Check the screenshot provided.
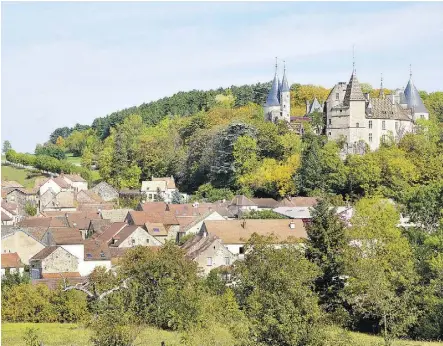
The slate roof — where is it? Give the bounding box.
[281,69,290,93]
[91,181,119,200]
[308,98,323,114]
[404,77,428,113]
[203,219,307,244]
[1,252,24,268]
[368,98,412,121]
[265,73,280,107]
[343,72,365,106]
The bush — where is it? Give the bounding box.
[23,327,41,346]
[25,202,37,216]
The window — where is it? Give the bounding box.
[207,257,213,266]
[146,239,150,244]
[369,133,372,142]
[239,246,245,255]
[369,120,372,129]
[225,257,230,266]
[328,132,331,136]
[420,114,424,119]
[329,119,331,125]
[356,123,359,128]
[395,122,399,130]
[153,228,160,233]
[336,93,339,100]
[382,121,386,130]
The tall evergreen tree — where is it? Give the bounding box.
[305,199,347,313]
[296,133,325,195]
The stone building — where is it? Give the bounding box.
[263,60,291,123]
[325,69,429,152]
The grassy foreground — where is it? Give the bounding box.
[1,165,46,188]
[2,323,442,346]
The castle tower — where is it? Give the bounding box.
[404,66,428,121]
[280,61,291,122]
[343,67,366,145]
[379,73,385,99]
[264,58,282,122]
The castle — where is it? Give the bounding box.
[264,62,429,152]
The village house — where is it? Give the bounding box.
[1,252,25,277]
[201,219,307,259]
[177,210,226,242]
[60,173,88,192]
[143,223,169,244]
[1,201,20,225]
[38,177,71,196]
[5,187,38,215]
[182,234,237,276]
[29,246,80,279]
[228,195,258,217]
[87,219,112,238]
[141,176,178,203]
[125,210,180,242]
[1,227,46,265]
[39,191,76,213]
[91,181,119,202]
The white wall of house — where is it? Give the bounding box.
[61,244,84,260]
[118,227,163,247]
[1,267,24,277]
[224,244,246,260]
[39,180,62,196]
[194,240,237,276]
[71,181,88,192]
[185,212,226,235]
[1,231,45,265]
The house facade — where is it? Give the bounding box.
[91,181,119,202]
[1,228,46,265]
[1,252,25,277]
[141,176,178,203]
[30,246,79,279]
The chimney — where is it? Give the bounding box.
[305,100,310,114]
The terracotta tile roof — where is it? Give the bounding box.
[152,177,176,189]
[203,219,307,244]
[89,219,112,235]
[2,180,24,189]
[76,190,103,204]
[77,203,114,213]
[1,201,18,215]
[100,209,132,222]
[1,211,12,221]
[278,197,318,208]
[1,252,24,268]
[52,177,71,189]
[139,202,168,213]
[42,272,81,279]
[84,239,111,261]
[230,195,256,207]
[1,190,7,198]
[95,222,127,243]
[127,211,178,226]
[19,217,52,228]
[32,276,87,290]
[22,226,49,241]
[250,198,280,208]
[110,225,142,247]
[42,228,83,245]
[64,212,102,229]
[30,246,58,260]
[145,222,168,237]
[64,174,86,182]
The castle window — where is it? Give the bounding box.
[382,121,386,130]
[356,123,359,128]
[329,119,331,125]
[369,120,372,129]
[336,93,339,100]
[369,133,372,142]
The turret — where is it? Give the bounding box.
[264,58,281,122]
[280,60,291,122]
[404,65,428,121]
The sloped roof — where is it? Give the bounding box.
[343,72,365,106]
[281,69,290,93]
[1,252,24,268]
[308,98,323,114]
[145,222,168,236]
[127,210,178,226]
[265,73,280,107]
[182,234,221,260]
[65,212,102,229]
[141,180,167,192]
[42,272,81,279]
[110,225,144,246]
[31,276,86,290]
[77,203,114,213]
[1,180,24,189]
[250,198,280,208]
[404,77,428,113]
[100,209,132,222]
[2,201,18,215]
[84,239,111,261]
[369,98,412,121]
[30,246,59,260]
[51,177,71,189]
[89,219,112,235]
[64,174,86,183]
[203,219,307,244]
[76,190,104,204]
[21,226,49,241]
[2,211,12,221]
[95,222,127,243]
[152,177,176,189]
[42,228,83,245]
[230,195,256,207]
[278,197,318,208]
[19,216,69,228]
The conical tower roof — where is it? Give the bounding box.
[404,74,427,113]
[265,70,280,107]
[343,71,365,106]
[281,64,290,92]
[309,97,322,113]
[277,78,282,103]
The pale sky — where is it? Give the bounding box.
[2,1,443,152]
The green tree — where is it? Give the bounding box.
[24,202,37,216]
[233,135,258,178]
[305,199,347,316]
[81,147,93,170]
[171,190,182,204]
[234,234,324,346]
[3,140,12,154]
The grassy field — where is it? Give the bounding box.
[1,165,46,188]
[66,153,82,166]
[2,323,442,346]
